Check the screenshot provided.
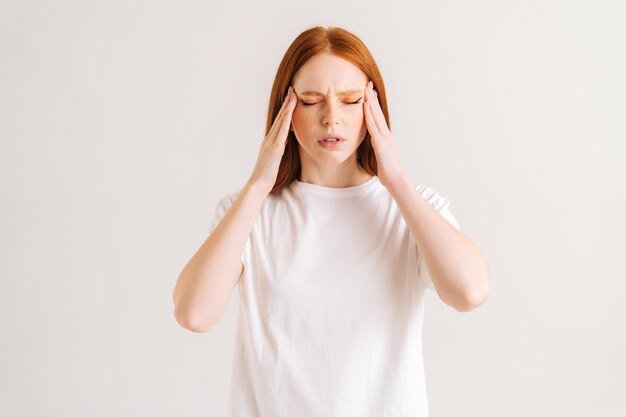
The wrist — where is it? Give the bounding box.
[386,172,412,195]
[243,179,272,198]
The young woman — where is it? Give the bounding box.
[173,25,491,417]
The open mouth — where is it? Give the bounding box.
[317,138,345,148]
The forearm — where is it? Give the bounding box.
[387,175,491,311]
[173,181,268,331]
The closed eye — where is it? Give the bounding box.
[300,99,363,106]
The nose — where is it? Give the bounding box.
[321,100,340,126]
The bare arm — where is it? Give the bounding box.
[172,181,268,332]
[387,176,491,312]
[359,79,490,311]
[172,85,297,332]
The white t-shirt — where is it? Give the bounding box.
[209,175,461,417]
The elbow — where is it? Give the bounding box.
[173,305,216,333]
[172,285,218,333]
[175,312,214,333]
[454,282,491,313]
[455,265,492,312]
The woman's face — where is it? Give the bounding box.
[290,52,369,167]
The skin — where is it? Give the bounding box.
[289,52,373,188]
[173,52,491,333]
[288,52,491,310]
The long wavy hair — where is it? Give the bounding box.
[267,25,391,195]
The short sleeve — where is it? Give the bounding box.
[414,185,462,290]
[209,193,245,266]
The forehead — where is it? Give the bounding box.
[292,53,367,97]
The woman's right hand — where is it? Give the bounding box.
[247,86,297,194]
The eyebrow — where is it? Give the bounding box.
[297,89,363,97]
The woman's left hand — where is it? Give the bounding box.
[363,80,407,189]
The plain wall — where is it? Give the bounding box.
[1,0,624,416]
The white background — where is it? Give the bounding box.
[1,0,624,416]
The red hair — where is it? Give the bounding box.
[267,25,391,195]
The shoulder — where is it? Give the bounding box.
[211,189,245,221]
[414,184,453,211]
[414,183,461,230]
[216,188,243,206]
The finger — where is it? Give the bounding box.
[271,91,295,135]
[273,93,297,145]
[266,93,293,144]
[366,83,387,133]
[364,99,379,136]
[274,87,294,124]
[266,88,294,140]
[279,86,294,114]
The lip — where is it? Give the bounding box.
[317,139,344,149]
[317,133,347,142]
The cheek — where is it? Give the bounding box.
[291,109,311,129]
[356,107,366,124]
[292,106,303,121]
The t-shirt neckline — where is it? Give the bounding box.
[290,175,380,197]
